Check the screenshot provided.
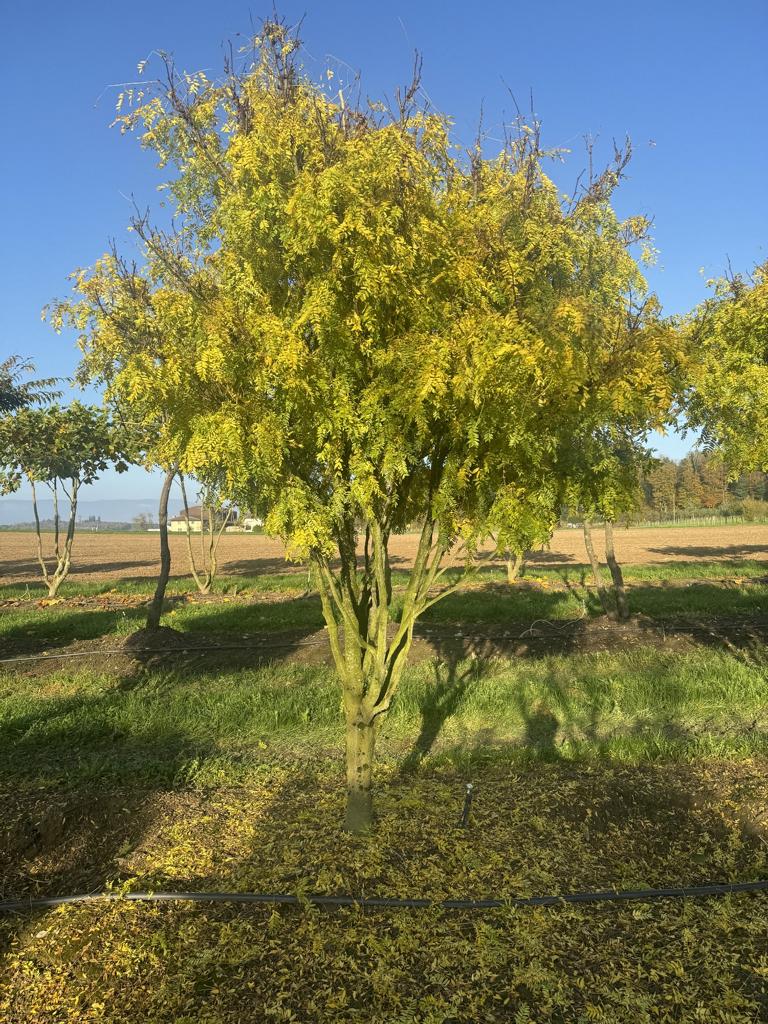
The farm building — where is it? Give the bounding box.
[168,505,238,533]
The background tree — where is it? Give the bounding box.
[645,457,679,519]
[567,431,652,620]
[55,295,181,632]
[178,471,235,594]
[697,454,728,508]
[0,355,58,413]
[0,403,125,596]
[685,261,768,474]
[53,21,676,829]
[133,511,153,529]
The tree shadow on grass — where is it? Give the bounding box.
[176,593,325,637]
[57,752,765,1021]
[399,644,490,776]
[648,543,768,559]
[0,608,147,654]
[0,685,218,960]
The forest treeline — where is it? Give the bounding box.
[637,455,768,522]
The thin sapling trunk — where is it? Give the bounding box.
[179,475,232,594]
[603,519,630,620]
[582,519,616,619]
[146,466,176,630]
[30,476,80,597]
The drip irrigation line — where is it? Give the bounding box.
[2,618,768,667]
[2,879,768,915]
[0,638,328,666]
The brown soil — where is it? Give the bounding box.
[3,523,768,586]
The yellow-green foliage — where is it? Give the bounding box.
[49,21,682,826]
[53,24,676,559]
[686,261,768,473]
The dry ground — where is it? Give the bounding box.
[2,523,768,586]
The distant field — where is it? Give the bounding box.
[2,523,768,586]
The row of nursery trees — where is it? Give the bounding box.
[4,20,767,828]
[0,382,235,601]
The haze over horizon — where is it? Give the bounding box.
[3,0,766,501]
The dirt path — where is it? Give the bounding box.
[2,523,768,586]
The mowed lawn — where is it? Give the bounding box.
[1,563,767,1021]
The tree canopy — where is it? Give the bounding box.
[685,260,768,473]
[52,20,678,827]
[0,355,58,414]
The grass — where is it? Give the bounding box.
[3,575,768,656]
[1,647,767,791]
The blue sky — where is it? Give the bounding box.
[2,0,766,501]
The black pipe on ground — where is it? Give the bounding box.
[2,879,767,915]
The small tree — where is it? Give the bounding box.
[54,21,676,828]
[178,472,235,594]
[645,457,679,520]
[568,432,653,621]
[0,403,125,595]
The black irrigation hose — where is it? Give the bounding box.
[2,879,768,915]
[3,618,768,667]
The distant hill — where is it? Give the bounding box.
[0,497,185,527]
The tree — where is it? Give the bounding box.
[697,454,728,508]
[685,261,768,473]
[646,457,679,519]
[53,20,676,829]
[677,455,705,513]
[0,403,125,596]
[178,472,235,594]
[0,355,58,413]
[567,432,652,620]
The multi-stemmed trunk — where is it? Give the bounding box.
[313,516,457,831]
[179,474,233,595]
[582,519,630,621]
[30,477,80,597]
[146,466,176,630]
[506,549,526,583]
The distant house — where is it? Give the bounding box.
[168,505,238,534]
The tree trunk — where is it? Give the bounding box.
[146,467,175,630]
[179,473,207,594]
[603,520,629,621]
[582,520,616,619]
[30,479,51,592]
[506,550,526,583]
[313,516,452,830]
[344,712,377,831]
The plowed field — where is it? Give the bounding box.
[2,524,768,585]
